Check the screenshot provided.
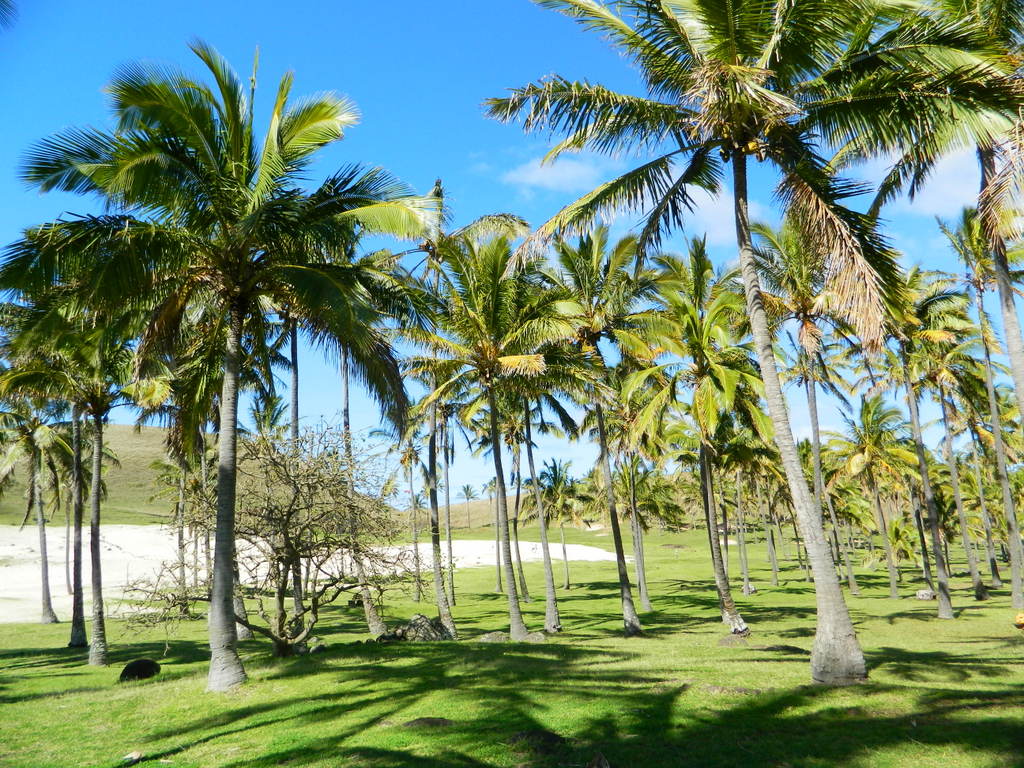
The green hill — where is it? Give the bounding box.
[0,424,173,526]
[0,424,514,530]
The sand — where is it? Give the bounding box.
[0,524,617,624]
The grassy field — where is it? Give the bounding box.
[2,524,1022,768]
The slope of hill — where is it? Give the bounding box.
[0,424,173,526]
[0,424,519,530]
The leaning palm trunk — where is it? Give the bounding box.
[939,391,986,600]
[87,413,108,664]
[969,436,1002,587]
[595,404,641,636]
[980,146,1024,452]
[486,388,528,640]
[560,523,570,589]
[901,365,954,619]
[699,446,748,634]
[627,460,652,611]
[733,153,865,683]
[974,278,1023,608]
[806,379,854,589]
[341,349,385,634]
[736,472,753,596]
[492,490,502,594]
[427,406,457,638]
[442,422,456,607]
[207,308,247,691]
[33,453,58,624]
[758,482,780,587]
[907,479,934,588]
[510,449,531,602]
[68,409,87,646]
[867,474,900,600]
[407,463,423,603]
[630,512,652,609]
[524,406,561,632]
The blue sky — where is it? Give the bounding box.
[0,1,992,495]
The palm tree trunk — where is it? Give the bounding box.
[595,403,641,636]
[510,448,531,602]
[969,433,1002,587]
[408,465,422,603]
[442,420,456,607]
[427,403,457,637]
[906,478,933,588]
[492,490,502,594]
[901,364,954,619]
[68,409,87,646]
[733,151,864,683]
[177,470,188,608]
[628,462,652,611]
[974,278,1023,608]
[339,348,385,634]
[868,473,900,600]
[980,145,1024,436]
[486,387,528,640]
[560,523,570,589]
[87,412,107,664]
[207,305,247,691]
[64,497,71,596]
[700,445,748,634]
[736,471,753,596]
[758,480,779,587]
[524,405,561,632]
[34,453,58,624]
[288,322,305,617]
[806,379,849,585]
[939,390,986,599]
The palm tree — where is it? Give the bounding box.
[826,397,917,599]
[752,219,856,584]
[634,240,766,633]
[939,208,1024,608]
[489,0,1019,685]
[408,235,576,640]
[6,44,435,690]
[0,400,69,624]
[459,484,478,528]
[530,458,588,589]
[888,269,972,618]
[544,227,658,636]
[916,336,990,599]
[0,311,155,665]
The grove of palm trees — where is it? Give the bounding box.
[2,1,1024,766]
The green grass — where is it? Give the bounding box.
[0,424,173,526]
[1,526,1022,768]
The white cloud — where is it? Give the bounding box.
[872,147,979,219]
[685,187,772,246]
[500,155,619,194]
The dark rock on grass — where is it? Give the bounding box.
[403,717,455,728]
[508,728,567,757]
[477,630,547,644]
[376,614,454,642]
[477,631,510,643]
[118,659,161,683]
[588,752,612,768]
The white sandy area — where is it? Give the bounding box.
[0,524,617,624]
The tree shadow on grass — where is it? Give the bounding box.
[143,648,1024,768]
